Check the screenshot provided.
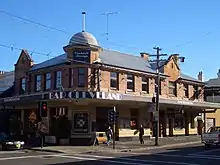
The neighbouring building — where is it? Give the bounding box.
[0,70,15,134]
[1,13,220,145]
[0,71,14,94]
[204,69,220,130]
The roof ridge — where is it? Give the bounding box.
[102,48,143,59]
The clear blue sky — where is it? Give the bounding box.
[0,0,219,80]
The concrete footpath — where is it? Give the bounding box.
[27,135,201,154]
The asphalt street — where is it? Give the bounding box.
[0,143,220,165]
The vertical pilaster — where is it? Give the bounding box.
[184,111,189,136]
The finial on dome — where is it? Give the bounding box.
[82,11,86,32]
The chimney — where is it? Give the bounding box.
[140,52,149,61]
[217,69,220,78]
[198,71,204,81]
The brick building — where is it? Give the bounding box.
[0,71,14,94]
[1,28,220,145]
[204,69,220,131]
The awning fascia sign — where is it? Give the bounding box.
[1,91,220,109]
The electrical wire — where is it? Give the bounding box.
[0,9,152,54]
[1,9,220,53]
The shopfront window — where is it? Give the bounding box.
[174,114,184,130]
[130,108,138,129]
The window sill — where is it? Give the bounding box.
[141,91,149,95]
[126,90,134,93]
[110,88,118,91]
[168,94,177,97]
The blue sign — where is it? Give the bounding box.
[73,50,90,63]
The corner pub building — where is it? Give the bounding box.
[1,30,220,145]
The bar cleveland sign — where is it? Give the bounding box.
[49,91,123,100]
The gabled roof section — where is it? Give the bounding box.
[99,49,156,74]
[16,49,33,64]
[205,78,220,87]
[30,53,67,71]
[164,55,180,70]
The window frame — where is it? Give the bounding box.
[78,68,86,87]
[127,74,134,91]
[35,75,42,92]
[183,84,189,97]
[45,72,51,90]
[141,77,149,92]
[20,77,26,93]
[168,81,177,96]
[110,72,119,89]
[55,71,62,89]
[193,85,199,99]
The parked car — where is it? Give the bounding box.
[201,126,220,148]
[0,132,25,151]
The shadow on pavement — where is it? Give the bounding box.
[47,144,220,165]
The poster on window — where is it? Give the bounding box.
[73,113,89,133]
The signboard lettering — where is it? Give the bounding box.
[49,91,123,101]
[177,100,193,105]
[73,50,90,63]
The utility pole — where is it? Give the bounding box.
[149,47,167,146]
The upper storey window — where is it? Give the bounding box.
[45,73,51,90]
[142,77,149,92]
[127,74,134,91]
[110,72,119,89]
[169,81,176,96]
[35,75,41,92]
[78,68,86,87]
[55,71,62,89]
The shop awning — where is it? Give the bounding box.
[1,90,220,110]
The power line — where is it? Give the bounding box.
[0,9,153,53]
[174,26,220,49]
[2,9,220,52]
[0,10,70,35]
[0,43,54,57]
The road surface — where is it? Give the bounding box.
[0,143,220,165]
